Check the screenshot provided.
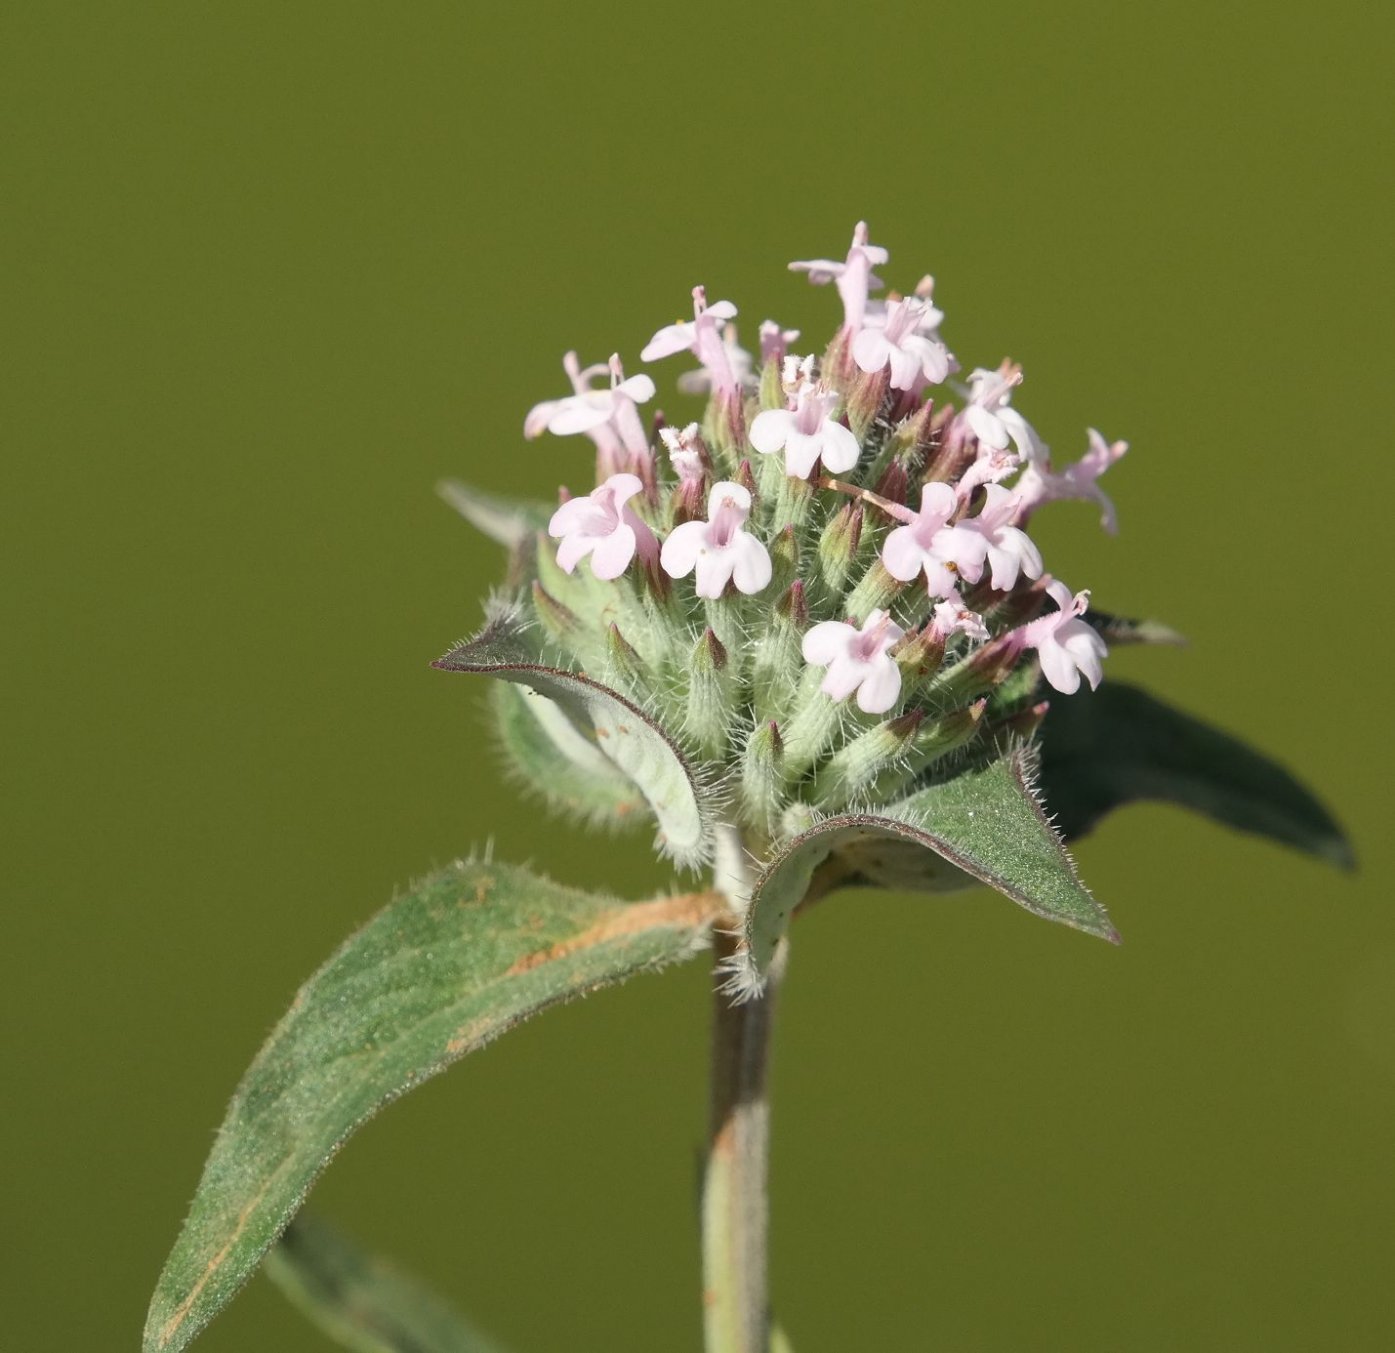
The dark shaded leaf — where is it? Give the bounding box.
[1037,681,1354,867]
[437,480,552,549]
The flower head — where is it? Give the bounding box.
[802,609,906,713]
[961,484,1044,591]
[548,472,658,581]
[660,481,772,598]
[955,362,1047,462]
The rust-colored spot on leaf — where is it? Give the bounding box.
[504,891,722,977]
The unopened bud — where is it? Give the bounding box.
[685,627,734,757]
[864,701,988,801]
[818,501,865,596]
[845,366,890,443]
[740,721,785,836]
[810,710,923,812]
[843,559,902,624]
[604,622,647,697]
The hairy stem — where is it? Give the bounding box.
[703,826,782,1353]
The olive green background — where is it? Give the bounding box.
[3,3,1392,1350]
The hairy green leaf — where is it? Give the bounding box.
[435,610,715,868]
[266,1213,509,1353]
[491,682,646,829]
[144,860,720,1353]
[1038,681,1354,866]
[740,749,1115,984]
[437,479,552,549]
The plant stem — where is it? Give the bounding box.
[703,826,782,1353]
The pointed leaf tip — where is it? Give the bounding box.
[143,862,719,1353]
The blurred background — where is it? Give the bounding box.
[3,3,1392,1349]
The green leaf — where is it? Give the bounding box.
[740,749,1115,984]
[143,859,720,1353]
[266,1213,509,1353]
[1037,681,1355,867]
[490,682,647,830]
[437,479,552,549]
[434,609,715,868]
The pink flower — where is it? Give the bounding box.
[1013,428,1128,534]
[526,353,656,477]
[802,608,906,714]
[850,297,951,390]
[548,473,659,581]
[789,221,888,333]
[748,364,859,479]
[881,482,987,598]
[642,286,741,399]
[660,481,772,598]
[929,597,990,643]
[1022,580,1108,694]
[759,320,801,367]
[863,274,945,340]
[677,324,756,396]
[955,363,1047,462]
[961,484,1044,591]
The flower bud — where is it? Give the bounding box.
[818,501,865,597]
[685,627,733,758]
[740,721,785,837]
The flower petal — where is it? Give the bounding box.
[802,620,855,665]
[819,419,861,475]
[748,409,793,455]
[730,533,772,595]
[855,657,902,714]
[659,520,706,579]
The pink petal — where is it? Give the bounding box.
[524,399,560,439]
[693,548,734,599]
[855,658,902,714]
[850,329,892,375]
[729,533,772,595]
[881,526,928,583]
[641,324,695,362]
[819,419,860,474]
[748,409,793,455]
[782,429,823,479]
[589,524,637,580]
[802,621,855,666]
[555,533,592,574]
[1037,640,1082,695]
[615,374,657,404]
[548,399,612,435]
[659,520,706,579]
[819,655,868,702]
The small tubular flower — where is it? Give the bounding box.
[881,482,987,598]
[850,297,951,390]
[956,362,1047,462]
[1013,428,1128,534]
[802,608,905,713]
[961,484,1044,591]
[642,286,741,399]
[749,367,859,479]
[1022,580,1108,694]
[930,598,990,643]
[789,220,888,333]
[660,481,772,598]
[548,472,659,581]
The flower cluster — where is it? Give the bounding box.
[516,223,1125,847]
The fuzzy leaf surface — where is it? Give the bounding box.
[742,749,1114,980]
[434,611,714,867]
[1037,681,1354,866]
[491,682,646,829]
[265,1213,509,1353]
[144,861,719,1353]
[437,479,553,549]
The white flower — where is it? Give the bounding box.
[642,286,741,398]
[660,481,772,598]
[802,608,905,714]
[789,220,888,332]
[1013,428,1128,534]
[526,353,655,465]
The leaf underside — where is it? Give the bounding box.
[1037,681,1354,867]
[265,1212,509,1353]
[434,610,714,869]
[143,860,719,1353]
[741,748,1116,983]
